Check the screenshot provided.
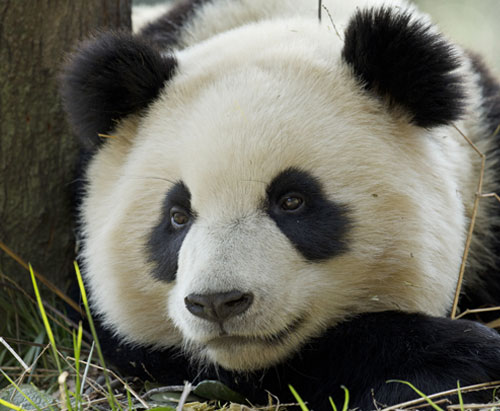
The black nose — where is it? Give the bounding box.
[184,290,254,323]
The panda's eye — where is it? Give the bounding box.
[170,207,190,228]
[278,193,304,212]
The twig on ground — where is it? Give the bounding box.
[16,342,51,389]
[0,337,30,372]
[2,337,89,354]
[70,357,149,408]
[381,381,500,411]
[455,306,500,320]
[405,397,450,410]
[447,402,500,410]
[177,381,193,411]
[144,385,186,398]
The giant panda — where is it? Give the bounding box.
[60,0,500,409]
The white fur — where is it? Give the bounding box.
[132,3,173,32]
[83,0,492,370]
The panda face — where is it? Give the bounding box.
[62,5,475,371]
[164,166,351,370]
[77,18,470,371]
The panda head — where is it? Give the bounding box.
[61,7,468,371]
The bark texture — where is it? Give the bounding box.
[0,1,131,288]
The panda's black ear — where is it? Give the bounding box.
[60,32,176,150]
[342,7,465,128]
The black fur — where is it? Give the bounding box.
[148,182,195,282]
[470,54,500,136]
[60,32,177,150]
[265,168,350,261]
[222,311,500,410]
[92,311,500,410]
[459,54,500,317]
[342,7,465,128]
[139,0,212,49]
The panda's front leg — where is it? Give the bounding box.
[319,311,500,410]
[221,311,500,411]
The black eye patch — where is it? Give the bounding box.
[265,168,351,261]
[148,181,195,282]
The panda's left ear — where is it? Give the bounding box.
[60,32,177,150]
[342,7,465,128]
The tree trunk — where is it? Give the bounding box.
[0,1,131,289]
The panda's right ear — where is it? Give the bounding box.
[60,32,177,150]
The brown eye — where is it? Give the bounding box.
[279,194,304,211]
[170,207,190,228]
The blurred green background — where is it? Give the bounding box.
[133,0,500,73]
[416,0,500,73]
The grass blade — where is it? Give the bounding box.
[341,385,350,411]
[328,396,338,411]
[457,381,464,411]
[29,264,61,373]
[73,261,117,411]
[288,385,309,411]
[127,389,133,410]
[0,398,30,411]
[387,380,445,411]
[80,341,94,397]
[73,322,83,409]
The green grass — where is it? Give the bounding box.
[0,265,137,410]
[73,261,118,410]
[29,264,62,374]
[0,274,73,388]
[2,264,500,411]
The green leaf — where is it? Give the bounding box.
[0,385,51,411]
[0,372,41,411]
[193,380,246,403]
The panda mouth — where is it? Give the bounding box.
[206,315,305,347]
